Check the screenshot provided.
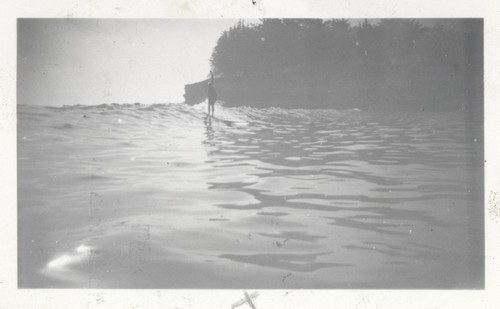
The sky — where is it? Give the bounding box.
[18,19,239,106]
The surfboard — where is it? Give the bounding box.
[209,115,236,126]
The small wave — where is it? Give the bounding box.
[77,173,113,181]
[51,123,76,130]
[27,102,360,128]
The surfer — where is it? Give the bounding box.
[207,71,217,116]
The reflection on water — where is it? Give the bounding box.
[46,244,94,269]
[18,103,483,288]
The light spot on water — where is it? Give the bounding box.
[76,244,91,253]
[45,244,94,270]
[47,254,72,269]
[285,157,301,161]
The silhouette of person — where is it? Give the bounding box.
[207,71,217,116]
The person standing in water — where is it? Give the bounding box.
[207,71,217,116]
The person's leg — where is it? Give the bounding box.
[212,103,215,116]
[207,102,210,115]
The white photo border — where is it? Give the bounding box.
[1,0,499,308]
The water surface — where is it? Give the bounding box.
[18,103,483,288]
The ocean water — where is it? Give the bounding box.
[17,103,483,288]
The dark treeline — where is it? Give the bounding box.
[211,19,481,77]
[185,19,483,111]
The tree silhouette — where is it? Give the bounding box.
[201,19,482,110]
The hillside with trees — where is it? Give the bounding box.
[184,19,482,112]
